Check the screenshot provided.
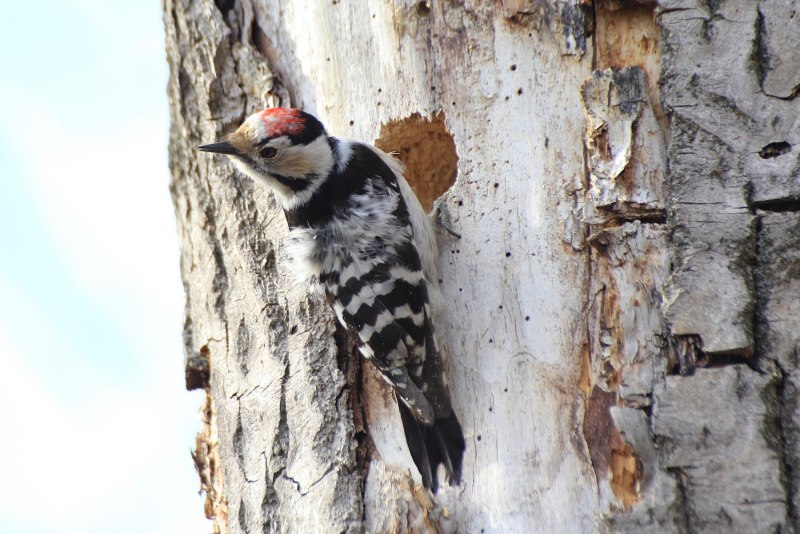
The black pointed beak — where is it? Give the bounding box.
[198,141,240,155]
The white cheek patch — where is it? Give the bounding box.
[274,135,334,178]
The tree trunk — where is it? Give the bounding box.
[164,0,800,532]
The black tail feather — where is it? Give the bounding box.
[398,402,465,492]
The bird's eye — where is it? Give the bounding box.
[259,147,278,159]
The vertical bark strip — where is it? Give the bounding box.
[164,2,362,532]
[583,1,800,532]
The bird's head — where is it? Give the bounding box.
[199,107,334,208]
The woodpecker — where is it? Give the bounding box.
[199,107,464,491]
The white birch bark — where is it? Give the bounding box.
[164,0,800,532]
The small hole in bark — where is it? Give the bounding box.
[510,64,517,71]
[759,141,791,159]
[517,88,523,95]
[186,345,211,391]
[375,111,459,211]
[505,252,512,257]
[416,1,430,16]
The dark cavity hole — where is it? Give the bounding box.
[759,141,791,159]
[416,1,431,16]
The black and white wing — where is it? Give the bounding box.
[318,163,437,423]
[319,143,464,489]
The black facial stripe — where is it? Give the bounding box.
[273,173,310,192]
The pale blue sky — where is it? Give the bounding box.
[0,1,210,532]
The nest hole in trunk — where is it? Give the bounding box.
[375,112,458,212]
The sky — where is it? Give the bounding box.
[0,1,211,532]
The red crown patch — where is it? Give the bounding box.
[259,108,305,138]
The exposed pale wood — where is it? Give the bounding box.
[586,222,669,408]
